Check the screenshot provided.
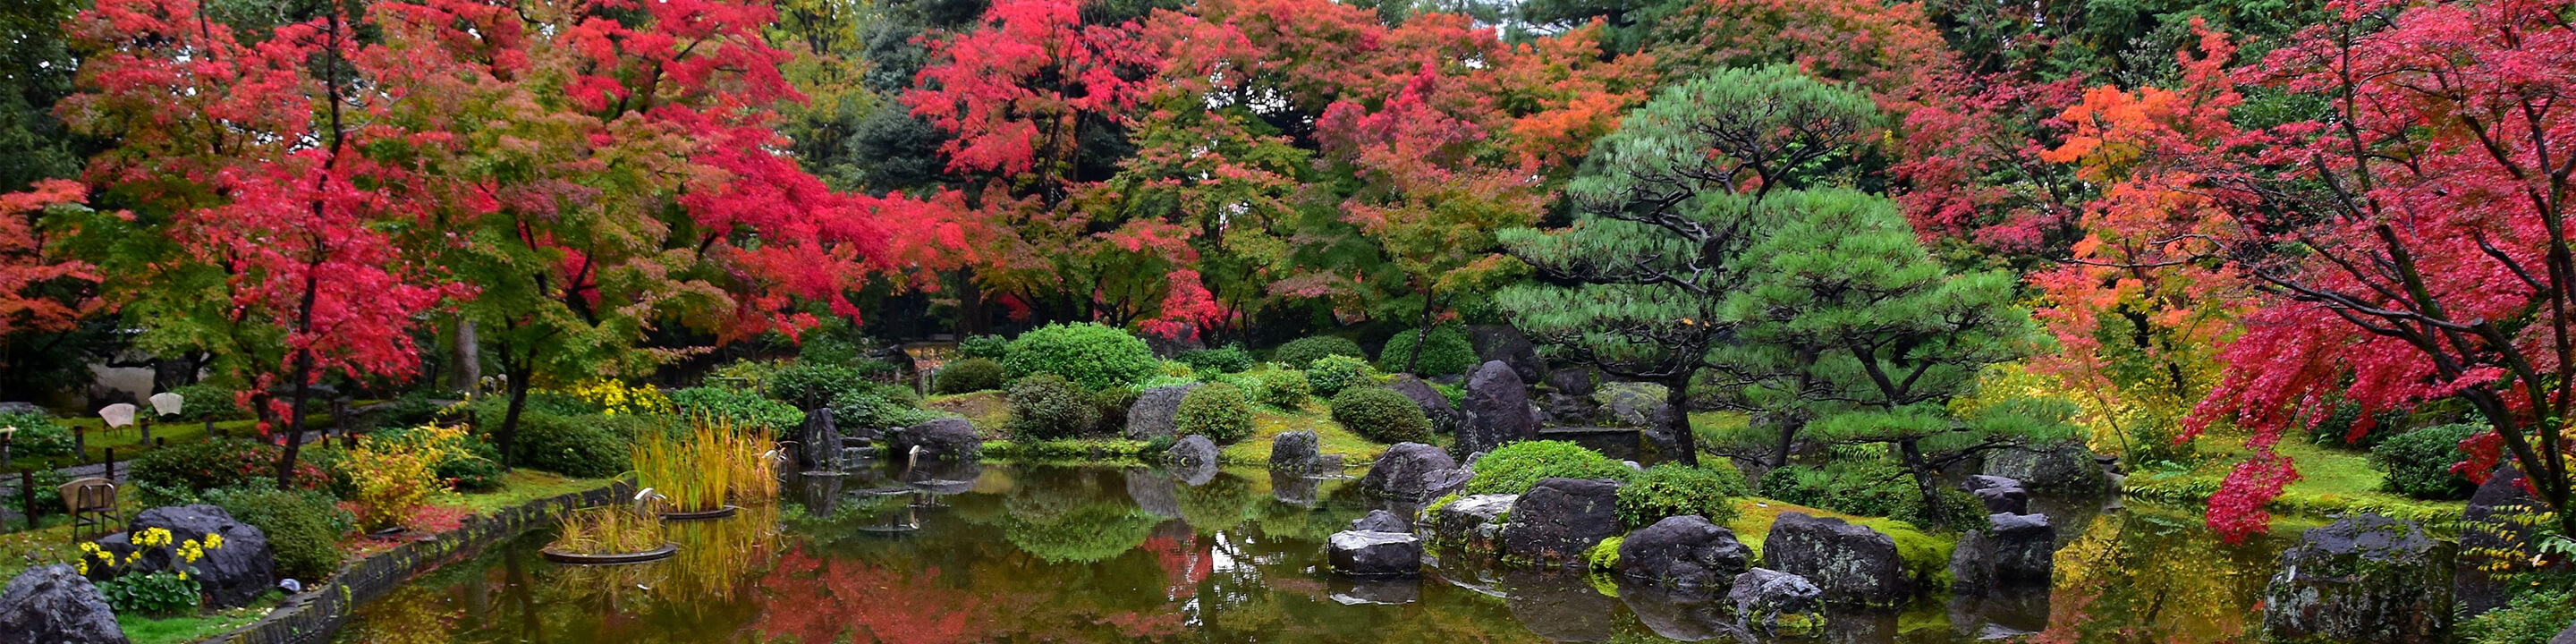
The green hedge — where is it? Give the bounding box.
[1007,374,1099,440]
[1377,326,1477,377]
[2370,423,2480,500]
[204,487,352,580]
[1176,383,1255,444]
[1329,386,1431,444]
[1179,345,1256,374]
[935,358,1008,394]
[0,411,74,458]
[669,386,804,432]
[1273,335,1365,369]
[1464,441,1634,496]
[1005,323,1159,390]
[1304,354,1377,398]
[1253,369,1310,409]
[1617,463,1747,529]
[766,363,866,411]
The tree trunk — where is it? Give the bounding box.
[498,364,530,470]
[451,318,480,394]
[1665,375,1699,467]
[1403,291,1436,375]
[1769,414,1803,467]
[957,268,985,336]
[1898,437,1945,526]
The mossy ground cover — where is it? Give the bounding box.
[1216,403,1394,466]
[2124,434,2465,524]
[436,470,614,515]
[1728,496,1955,588]
[926,391,1010,434]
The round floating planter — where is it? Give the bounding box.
[659,505,741,521]
[541,544,678,565]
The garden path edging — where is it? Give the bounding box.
[203,481,633,644]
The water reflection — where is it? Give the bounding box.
[338,462,2292,644]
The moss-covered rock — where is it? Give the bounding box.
[2261,513,2452,643]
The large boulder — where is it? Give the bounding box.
[1460,361,1538,455]
[1981,442,2106,495]
[1270,430,1321,473]
[1357,442,1462,501]
[1423,494,1515,550]
[1123,384,1202,440]
[1327,530,1422,577]
[1545,367,1597,396]
[1499,478,1623,565]
[1352,509,1409,533]
[899,418,982,461]
[1385,375,1460,435]
[1165,435,1219,468]
[2456,464,2546,618]
[1761,513,1912,606]
[1617,515,1753,589]
[1962,475,2031,514]
[797,407,843,470]
[1950,513,2055,593]
[116,504,275,608]
[1729,568,1825,633]
[1468,325,1545,384]
[0,565,127,644]
[2261,513,2452,644]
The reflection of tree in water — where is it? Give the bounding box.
[343,585,462,644]
[1002,465,1115,522]
[1247,491,1368,541]
[753,547,992,644]
[1178,472,1254,533]
[1005,501,1162,563]
[2034,504,2285,643]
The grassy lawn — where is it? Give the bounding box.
[28,414,339,470]
[118,594,282,644]
[2125,433,2467,523]
[1217,402,1395,466]
[925,391,1009,434]
[436,470,618,515]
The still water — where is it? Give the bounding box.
[336,462,2292,643]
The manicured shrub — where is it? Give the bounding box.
[2461,586,2576,644]
[2309,398,2408,449]
[958,334,1012,360]
[765,363,866,411]
[204,487,352,580]
[506,411,631,479]
[1176,382,1256,444]
[1615,463,1747,529]
[1273,335,1365,369]
[832,391,945,430]
[1330,386,1432,444]
[669,386,804,432]
[1759,461,1924,521]
[1304,354,1377,398]
[1464,441,1634,496]
[935,357,1008,394]
[0,410,74,458]
[163,383,250,421]
[2370,423,2480,500]
[374,425,504,492]
[1004,323,1159,390]
[1253,369,1311,409]
[1179,344,1256,374]
[1007,374,1099,440]
[131,438,329,500]
[1376,326,1477,377]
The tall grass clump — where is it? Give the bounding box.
[550,505,665,555]
[633,418,777,513]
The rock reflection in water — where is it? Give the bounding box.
[337,461,2293,644]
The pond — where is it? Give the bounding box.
[336,462,2294,644]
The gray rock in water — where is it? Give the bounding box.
[1327,530,1423,577]
[2456,464,2545,618]
[1500,477,1623,565]
[1352,509,1409,533]
[1357,443,1460,501]
[1970,485,2030,515]
[798,407,843,470]
[114,504,275,608]
[0,565,127,644]
[1982,442,2106,495]
[2261,513,2451,644]
[1962,475,2022,492]
[899,418,983,461]
[1385,375,1461,435]
[1618,515,1753,589]
[1467,325,1545,384]
[1270,430,1321,472]
[1125,468,1181,519]
[1329,578,1421,606]
[1729,567,1824,633]
[1951,513,2055,593]
[1762,512,1912,606]
[1424,494,1515,550]
[1271,469,1318,506]
[1165,435,1219,468]
[1461,361,1538,455]
[1124,384,1202,440]
[1503,568,1619,641]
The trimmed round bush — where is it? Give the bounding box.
[1176,382,1256,444]
[1304,354,1377,397]
[833,391,945,429]
[1007,373,1099,440]
[1179,344,1257,374]
[1253,369,1311,409]
[204,487,351,580]
[935,358,1008,394]
[1463,440,1634,496]
[669,386,804,432]
[507,411,631,478]
[1376,326,1477,377]
[1758,461,1924,521]
[1273,335,1365,369]
[958,334,1012,360]
[2370,423,2480,500]
[1329,386,1432,444]
[766,363,866,410]
[0,410,74,458]
[1615,463,1747,529]
[1004,323,1159,390]
[164,383,250,421]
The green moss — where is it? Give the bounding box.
[1216,404,1391,465]
[441,470,618,516]
[2123,434,2466,524]
[980,438,1156,461]
[1854,517,1954,589]
[116,591,283,644]
[1587,535,1625,572]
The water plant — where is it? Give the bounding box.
[549,504,666,555]
[633,419,778,513]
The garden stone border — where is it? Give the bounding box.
[205,481,632,644]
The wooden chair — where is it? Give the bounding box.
[59,478,119,539]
